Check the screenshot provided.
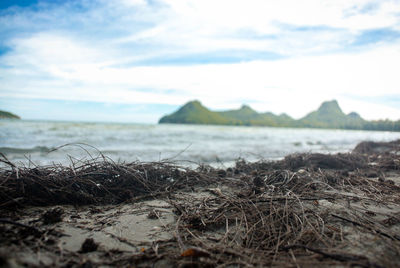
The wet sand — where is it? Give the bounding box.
[1,140,400,267]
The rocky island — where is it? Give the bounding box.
[0,110,20,119]
[160,100,400,131]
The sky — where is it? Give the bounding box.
[0,0,400,123]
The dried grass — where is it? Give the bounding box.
[1,141,400,267]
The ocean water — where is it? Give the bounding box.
[1,120,399,167]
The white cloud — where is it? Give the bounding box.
[157,0,399,32]
[116,0,400,54]
[1,30,400,120]
[0,0,400,122]
[118,0,147,6]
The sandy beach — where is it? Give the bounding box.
[1,140,400,267]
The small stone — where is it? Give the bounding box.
[42,207,64,224]
[80,238,98,253]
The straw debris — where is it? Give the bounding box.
[0,140,400,267]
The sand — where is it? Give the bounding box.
[1,140,400,267]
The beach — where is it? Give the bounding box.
[2,1,400,267]
[1,140,400,267]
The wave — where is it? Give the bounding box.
[0,146,53,154]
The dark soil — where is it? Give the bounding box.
[1,140,400,267]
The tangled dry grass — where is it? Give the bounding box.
[0,155,216,208]
[0,140,400,267]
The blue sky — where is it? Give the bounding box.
[1,0,400,122]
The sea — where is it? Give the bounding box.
[1,120,399,168]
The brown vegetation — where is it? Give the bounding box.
[0,141,400,267]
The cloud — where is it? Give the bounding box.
[116,0,400,54]
[352,27,400,46]
[0,0,400,122]
[2,34,400,120]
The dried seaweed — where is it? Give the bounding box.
[0,156,214,208]
[1,141,400,267]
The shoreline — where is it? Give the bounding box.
[0,140,399,267]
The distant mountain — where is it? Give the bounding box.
[159,101,296,127]
[159,101,231,125]
[219,105,295,127]
[0,110,20,119]
[159,100,400,131]
[298,100,365,129]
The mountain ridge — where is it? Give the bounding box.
[0,110,20,119]
[159,100,400,131]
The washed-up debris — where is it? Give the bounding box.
[0,140,400,267]
[353,139,400,154]
[0,158,214,208]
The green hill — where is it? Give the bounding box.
[159,100,400,131]
[159,101,296,126]
[0,110,20,119]
[298,100,365,129]
[159,100,231,125]
[219,105,295,126]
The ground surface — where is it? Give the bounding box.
[1,140,400,267]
